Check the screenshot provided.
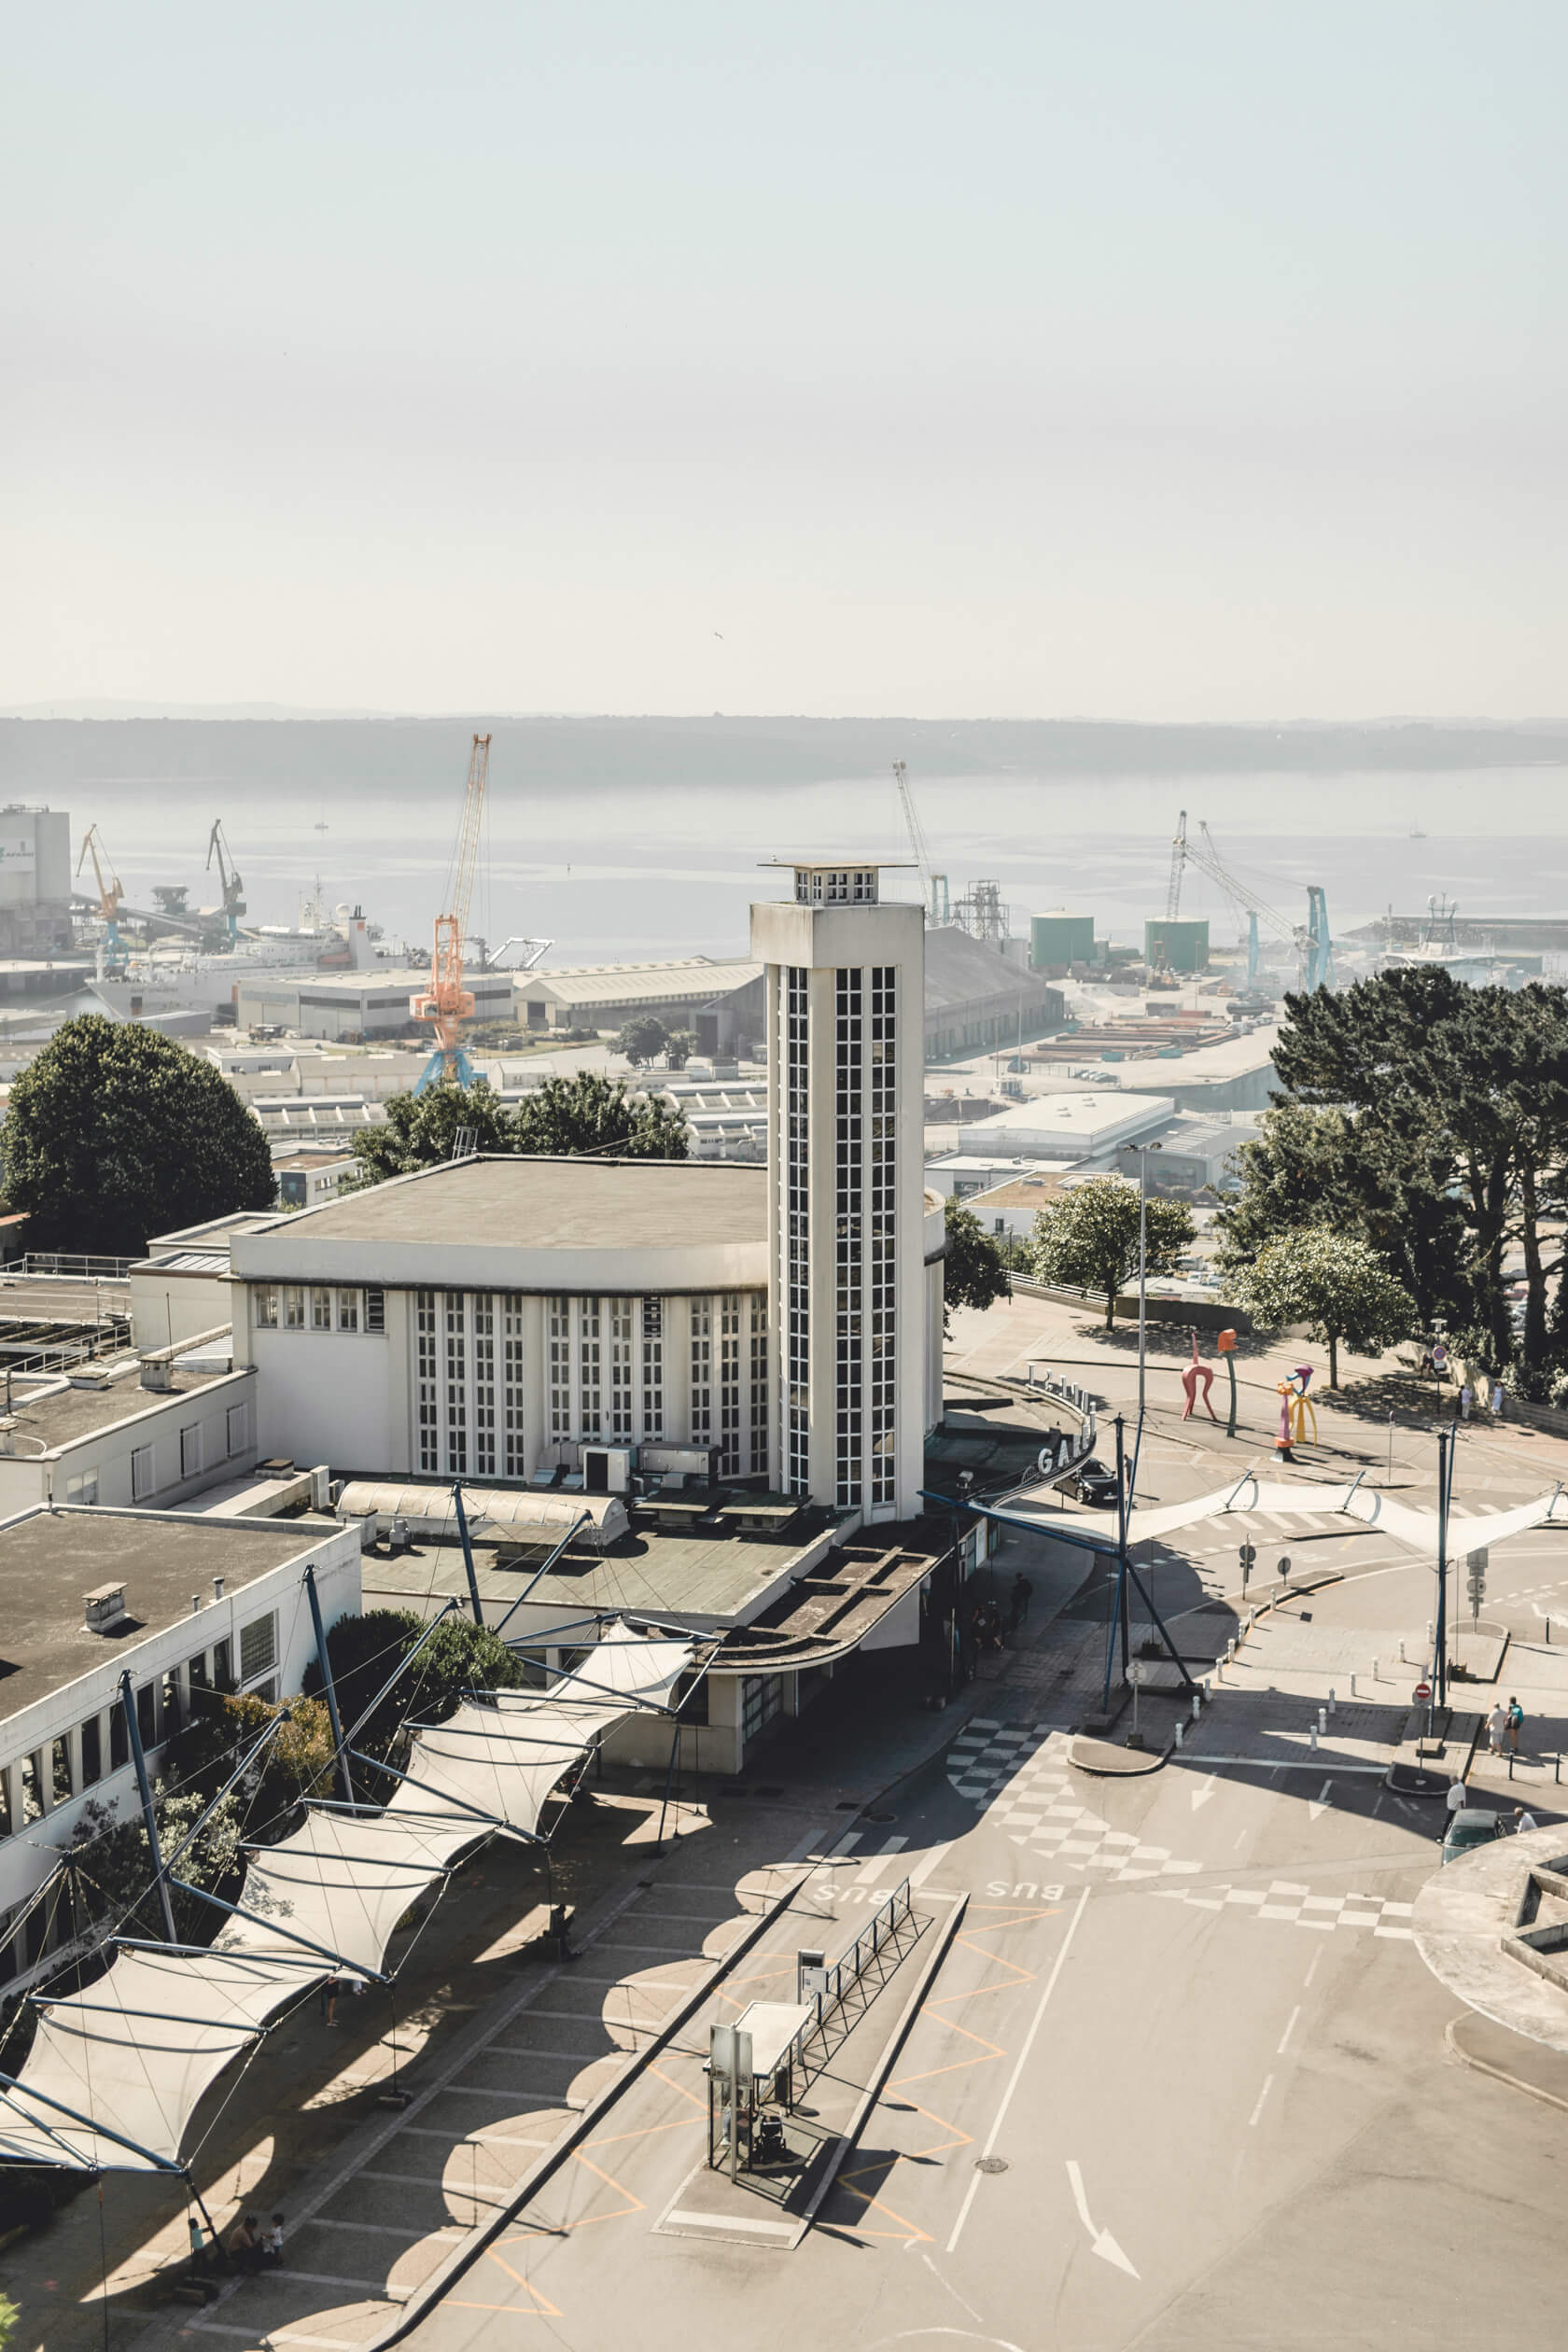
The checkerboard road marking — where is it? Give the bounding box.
[1153,1882,1416,1937]
[948,1721,1207,1883]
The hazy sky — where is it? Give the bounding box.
[5,3,1565,720]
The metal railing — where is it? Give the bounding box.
[779,1877,917,2088]
[0,1318,133,1377]
[3,1252,137,1281]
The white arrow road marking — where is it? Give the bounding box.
[1065,2161,1140,2277]
[1308,1779,1333,1821]
[1191,1776,1217,1811]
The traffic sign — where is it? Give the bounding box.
[1239,1543,1256,1565]
[1277,1554,1292,1579]
[1413,1681,1433,1702]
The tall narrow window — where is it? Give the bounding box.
[869,964,898,1505]
[502,1293,526,1477]
[719,1293,742,1477]
[749,1295,769,1477]
[255,1286,278,1329]
[416,1288,439,1473]
[579,1298,602,1440]
[785,966,809,1496]
[690,1296,712,1447]
[641,1296,664,1439]
[445,1291,469,1473]
[609,1299,634,1440]
[835,966,864,1507]
[549,1296,572,1440]
[473,1292,496,1477]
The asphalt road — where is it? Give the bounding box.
[400,1546,1567,2352]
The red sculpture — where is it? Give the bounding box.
[1182,1327,1218,1421]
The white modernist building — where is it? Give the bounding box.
[225,861,945,1521]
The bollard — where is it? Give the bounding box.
[1328,1688,1337,1714]
[1398,1639,1407,1665]
[1309,1723,1319,1750]
[1508,1752,1515,1781]
[1548,1616,1552,1646]
[1191,1692,1201,1721]
[1174,1718,1184,1749]
[1318,1705,1327,1734]
[1351,1673,1358,1699]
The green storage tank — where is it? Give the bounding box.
[1029,912,1097,969]
[1144,917,1210,974]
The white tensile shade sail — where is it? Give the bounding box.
[0,1621,702,2173]
[995,1473,1568,1558]
[215,1806,483,1980]
[392,1628,698,1839]
[0,1946,318,2171]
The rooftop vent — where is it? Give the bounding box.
[140,1360,174,1393]
[84,1583,127,1633]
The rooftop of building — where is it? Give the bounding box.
[958,1090,1177,1138]
[519,957,763,1006]
[960,1171,1075,1208]
[0,1360,241,1452]
[0,1508,323,1725]
[249,1154,768,1252]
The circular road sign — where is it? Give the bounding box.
[1414,1681,1433,1702]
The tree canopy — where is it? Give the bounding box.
[1,1015,276,1256]
[1225,1225,1415,1388]
[612,1014,668,1067]
[350,1072,691,1184]
[1238,968,1568,1393]
[1028,1177,1195,1327]
[302,1607,525,1764]
[943,1197,1011,1328]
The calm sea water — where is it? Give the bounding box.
[19,754,1568,968]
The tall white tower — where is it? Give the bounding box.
[751,861,926,1523]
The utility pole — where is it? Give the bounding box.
[1120,1141,1164,1426]
[119,1671,177,1944]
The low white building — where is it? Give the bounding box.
[0,1506,361,1994]
[130,1211,280,1351]
[953,1090,1176,1162]
[0,1351,259,1516]
[235,965,514,1043]
[926,1154,1074,1202]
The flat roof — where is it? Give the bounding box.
[362,1516,812,1625]
[0,1510,321,1725]
[0,1363,240,1451]
[261,1155,768,1252]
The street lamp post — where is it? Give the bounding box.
[1120,1141,1164,1426]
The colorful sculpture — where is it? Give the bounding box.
[1275,1363,1318,1459]
[1181,1328,1218,1422]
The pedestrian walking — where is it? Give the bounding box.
[1488,1701,1508,1755]
[1459,1382,1472,1421]
[1507,1696,1524,1754]
[264,2214,286,2267]
[319,1976,341,2026]
[1445,1778,1469,1817]
[1009,1571,1032,1634]
[1492,1379,1505,1418]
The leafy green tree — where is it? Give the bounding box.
[1216,1102,1469,1333]
[69,1783,244,1947]
[1028,1176,1195,1328]
[0,1015,276,1255]
[1270,969,1568,1383]
[168,1691,339,1825]
[302,1608,525,1764]
[351,1081,512,1183]
[0,2290,19,2349]
[664,1029,698,1071]
[1226,1226,1415,1388]
[612,1014,668,1068]
[511,1072,690,1160]
[944,1198,1011,1330]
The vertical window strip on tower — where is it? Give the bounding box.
[549,1295,572,1440]
[719,1293,742,1475]
[785,965,810,1496]
[642,1295,664,1437]
[473,1292,496,1477]
[835,967,864,1507]
[444,1290,469,1473]
[749,1295,769,1476]
[502,1293,525,1477]
[609,1299,634,1439]
[579,1298,602,1441]
[870,963,897,1503]
[690,1296,713,1447]
[416,1288,439,1474]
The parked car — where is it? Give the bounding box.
[1067,1457,1121,1508]
[1442,1808,1504,1865]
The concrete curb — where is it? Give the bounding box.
[360,1859,817,2350]
[1070,1735,1172,1776]
[791,1889,969,2247]
[1444,2014,1568,2116]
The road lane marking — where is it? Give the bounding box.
[909,1841,955,1889]
[1249,2075,1275,2127]
[1308,1780,1333,1820]
[945,1887,1091,2254]
[1064,2159,1140,2277]
[1191,1776,1217,1811]
[1304,1951,1322,1987]
[1276,2006,1301,2055]
[856,1836,910,1882]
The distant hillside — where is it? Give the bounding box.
[2,713,1565,804]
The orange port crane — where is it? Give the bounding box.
[411,731,491,1090]
[76,824,128,974]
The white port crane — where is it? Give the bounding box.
[892,760,949,923]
